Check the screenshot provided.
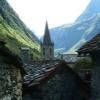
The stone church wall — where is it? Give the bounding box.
[41,45,54,59]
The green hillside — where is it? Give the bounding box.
[0,0,40,58]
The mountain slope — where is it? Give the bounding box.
[76,0,100,22]
[0,0,40,57]
[50,0,100,54]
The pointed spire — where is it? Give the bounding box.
[43,21,53,45]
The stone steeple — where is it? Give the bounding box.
[41,21,54,59]
[43,21,54,45]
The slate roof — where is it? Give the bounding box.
[43,21,54,45]
[23,60,90,93]
[78,34,100,53]
[23,61,60,87]
[23,61,90,100]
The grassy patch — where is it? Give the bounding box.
[0,15,40,58]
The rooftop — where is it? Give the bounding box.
[23,60,60,87]
[78,34,100,53]
[20,47,30,50]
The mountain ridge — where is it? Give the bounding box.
[76,0,100,22]
[0,0,40,57]
[50,0,100,54]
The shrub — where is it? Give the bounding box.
[74,58,92,72]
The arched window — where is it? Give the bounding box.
[43,47,45,55]
[50,48,52,55]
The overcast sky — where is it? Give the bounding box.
[7,0,90,38]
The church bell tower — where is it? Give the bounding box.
[41,21,54,60]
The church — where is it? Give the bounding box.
[41,21,54,60]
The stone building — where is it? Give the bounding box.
[0,40,24,100]
[41,21,54,60]
[77,34,100,100]
[23,61,90,100]
[20,47,30,64]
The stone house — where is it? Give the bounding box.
[57,53,78,62]
[77,34,100,100]
[0,40,25,100]
[20,47,31,64]
[23,60,90,100]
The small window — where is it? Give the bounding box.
[43,48,45,55]
[50,48,52,55]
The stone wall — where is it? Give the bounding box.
[91,65,100,100]
[0,58,22,100]
[91,53,100,100]
[42,71,84,100]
